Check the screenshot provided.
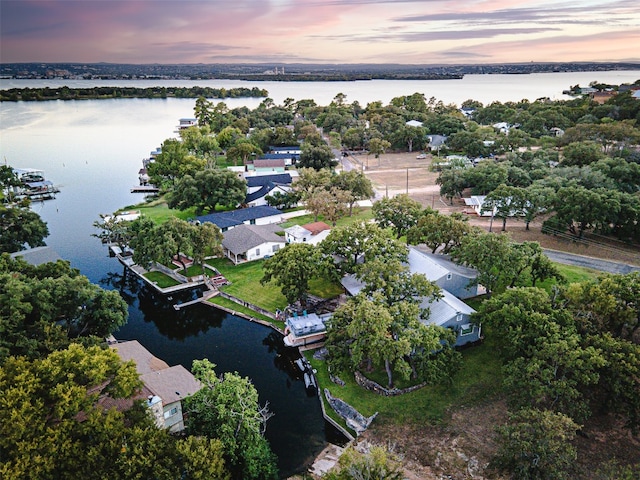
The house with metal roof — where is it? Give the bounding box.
[221,223,286,264]
[408,247,483,299]
[10,246,63,266]
[196,205,282,232]
[340,252,481,347]
[109,340,201,432]
[244,173,293,207]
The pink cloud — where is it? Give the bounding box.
[1,0,638,63]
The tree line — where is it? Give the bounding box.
[0,85,268,102]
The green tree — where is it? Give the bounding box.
[436,168,468,204]
[147,138,205,189]
[331,170,374,216]
[482,184,526,232]
[298,143,337,170]
[226,141,262,166]
[305,187,350,225]
[450,232,518,296]
[561,140,605,167]
[129,217,222,274]
[0,200,49,253]
[321,221,407,276]
[372,194,424,238]
[261,243,334,306]
[406,211,474,254]
[184,359,278,480]
[493,408,580,480]
[367,137,391,166]
[0,254,128,361]
[168,169,246,214]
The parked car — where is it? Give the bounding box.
[416,153,427,159]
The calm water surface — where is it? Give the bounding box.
[2,70,639,475]
[0,99,334,477]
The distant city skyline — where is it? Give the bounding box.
[2,0,639,65]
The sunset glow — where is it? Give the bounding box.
[1,0,639,64]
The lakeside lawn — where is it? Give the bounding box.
[208,257,343,313]
[142,270,181,288]
[311,325,503,432]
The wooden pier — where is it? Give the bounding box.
[131,185,159,193]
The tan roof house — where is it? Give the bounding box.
[110,340,201,432]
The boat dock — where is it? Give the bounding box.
[131,185,159,193]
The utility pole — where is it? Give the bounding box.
[406,168,409,194]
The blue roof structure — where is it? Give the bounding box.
[246,173,292,188]
[196,206,282,230]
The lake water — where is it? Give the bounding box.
[2,70,639,476]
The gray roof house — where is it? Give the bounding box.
[110,340,201,432]
[340,274,480,347]
[222,223,286,264]
[196,205,282,232]
[10,246,63,266]
[408,247,483,299]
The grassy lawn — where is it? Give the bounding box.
[311,328,503,429]
[279,207,373,229]
[207,296,285,330]
[208,257,344,313]
[143,270,181,288]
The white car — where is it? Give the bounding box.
[416,153,427,159]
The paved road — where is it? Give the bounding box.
[543,249,640,274]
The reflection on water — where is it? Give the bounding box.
[111,272,342,477]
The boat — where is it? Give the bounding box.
[8,168,59,200]
[303,370,317,395]
[283,311,333,351]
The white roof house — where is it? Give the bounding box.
[406,120,424,128]
[284,221,331,246]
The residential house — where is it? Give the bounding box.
[266,146,301,166]
[426,134,447,153]
[284,221,331,246]
[340,273,480,347]
[406,120,424,128]
[249,158,286,174]
[221,223,286,264]
[10,245,62,266]
[244,173,293,207]
[408,247,483,299]
[109,340,201,432]
[176,118,197,130]
[196,205,282,232]
[463,195,493,217]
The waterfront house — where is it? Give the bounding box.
[221,223,286,264]
[176,118,197,130]
[10,246,62,266]
[196,205,282,232]
[340,274,480,347]
[408,247,483,299]
[109,340,201,432]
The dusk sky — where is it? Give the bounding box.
[1,0,639,65]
